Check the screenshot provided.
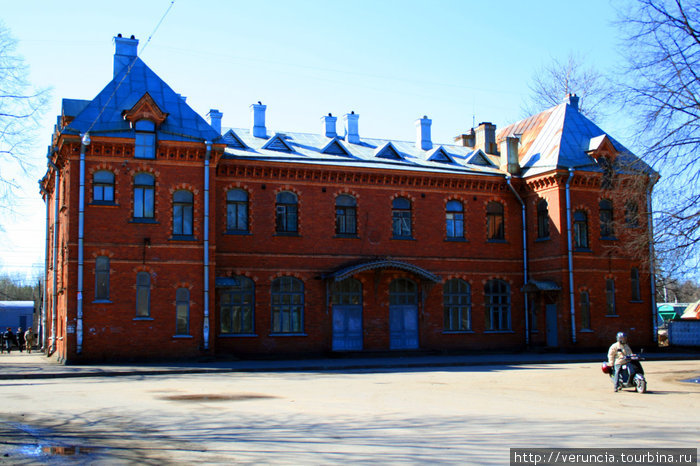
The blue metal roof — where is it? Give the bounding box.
[64,57,220,143]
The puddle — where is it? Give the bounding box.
[17,445,93,456]
[161,393,276,402]
[682,377,700,384]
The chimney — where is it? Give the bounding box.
[250,102,267,138]
[322,113,337,138]
[454,128,476,147]
[500,136,521,175]
[475,122,497,154]
[566,93,579,112]
[207,109,223,135]
[415,116,432,151]
[113,34,139,78]
[343,111,360,144]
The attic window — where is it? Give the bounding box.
[262,134,293,152]
[135,119,156,159]
[375,143,402,160]
[428,147,453,164]
[321,139,351,157]
[224,130,247,149]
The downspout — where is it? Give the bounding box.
[646,181,657,341]
[39,180,49,351]
[76,133,90,355]
[203,141,212,351]
[565,168,576,344]
[506,176,529,345]
[47,156,60,355]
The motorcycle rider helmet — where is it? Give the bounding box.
[616,331,627,343]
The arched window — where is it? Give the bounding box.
[173,190,193,236]
[484,279,510,331]
[133,173,155,219]
[220,276,255,334]
[95,256,110,301]
[93,171,115,203]
[226,189,249,233]
[600,199,614,238]
[625,201,639,228]
[392,197,412,238]
[573,210,589,249]
[486,201,504,240]
[444,279,471,331]
[389,278,417,305]
[446,200,464,239]
[631,268,641,301]
[135,272,151,317]
[335,195,357,235]
[606,279,616,316]
[580,291,591,330]
[537,199,549,239]
[134,119,156,159]
[276,191,298,233]
[175,288,190,335]
[271,277,304,333]
[331,278,362,305]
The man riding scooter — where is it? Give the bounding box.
[607,331,634,392]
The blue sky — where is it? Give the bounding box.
[0,0,625,281]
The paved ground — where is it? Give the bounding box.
[0,351,698,464]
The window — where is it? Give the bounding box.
[485,279,510,331]
[605,279,616,316]
[226,189,248,233]
[275,191,298,233]
[486,201,504,240]
[175,288,190,335]
[173,190,193,236]
[331,278,362,305]
[625,201,639,228]
[580,291,591,330]
[600,199,614,238]
[631,268,641,301]
[133,173,155,219]
[134,120,156,159]
[392,197,412,238]
[335,194,357,236]
[220,276,255,334]
[95,256,110,301]
[389,278,417,305]
[444,279,471,331]
[93,171,115,203]
[573,210,589,250]
[271,276,304,333]
[537,199,549,239]
[135,272,151,317]
[446,200,465,239]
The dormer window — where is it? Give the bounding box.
[135,119,156,159]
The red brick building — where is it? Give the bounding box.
[41,36,657,363]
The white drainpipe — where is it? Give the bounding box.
[47,157,60,355]
[203,141,212,350]
[77,133,90,354]
[646,182,657,341]
[40,180,50,351]
[506,176,529,345]
[565,168,576,344]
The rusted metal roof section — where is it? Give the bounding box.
[324,259,441,283]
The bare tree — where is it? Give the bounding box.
[617,0,700,279]
[522,52,615,122]
[0,22,49,229]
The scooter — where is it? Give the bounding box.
[602,355,647,393]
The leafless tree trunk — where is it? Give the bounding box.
[0,22,49,230]
[617,0,700,280]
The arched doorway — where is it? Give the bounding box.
[331,278,363,351]
[389,278,419,349]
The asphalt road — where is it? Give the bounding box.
[0,360,698,464]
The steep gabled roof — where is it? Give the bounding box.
[496,100,651,176]
[64,57,220,142]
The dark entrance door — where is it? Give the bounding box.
[389,278,419,350]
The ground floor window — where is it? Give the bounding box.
[175,288,190,335]
[220,276,255,334]
[444,278,471,331]
[271,276,304,333]
[485,279,510,330]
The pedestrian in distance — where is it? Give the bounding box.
[24,327,35,354]
[17,327,24,352]
[3,328,15,353]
